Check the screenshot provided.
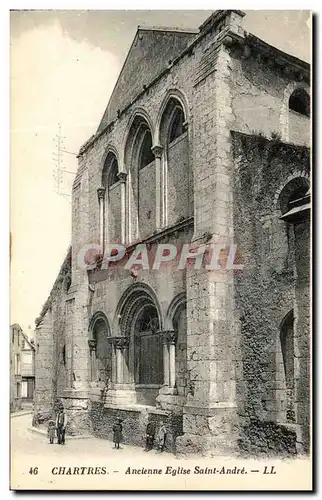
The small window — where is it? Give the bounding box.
[289,89,310,117]
[169,107,185,143]
[139,130,154,170]
[62,345,66,366]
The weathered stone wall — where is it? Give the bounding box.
[90,403,183,453]
[229,46,310,146]
[231,131,310,454]
[33,11,311,454]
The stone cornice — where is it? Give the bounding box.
[226,31,310,82]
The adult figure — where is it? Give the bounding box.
[56,406,68,445]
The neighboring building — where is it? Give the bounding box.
[10,324,35,411]
[34,10,311,456]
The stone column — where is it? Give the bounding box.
[152,145,163,231]
[163,340,170,387]
[105,337,136,406]
[111,337,130,384]
[97,187,106,250]
[118,172,127,245]
[169,331,178,389]
[88,339,97,382]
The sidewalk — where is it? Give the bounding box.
[28,425,92,440]
[11,409,33,418]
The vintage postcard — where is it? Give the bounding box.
[10,9,312,491]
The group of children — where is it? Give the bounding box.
[113,416,167,452]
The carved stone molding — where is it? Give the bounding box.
[151,145,163,159]
[159,330,178,345]
[118,171,128,183]
[109,336,130,351]
[97,187,106,200]
[88,339,97,350]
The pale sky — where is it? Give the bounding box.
[10,10,311,336]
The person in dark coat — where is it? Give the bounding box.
[113,417,123,449]
[56,407,67,445]
[144,419,156,451]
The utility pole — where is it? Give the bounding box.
[52,122,77,198]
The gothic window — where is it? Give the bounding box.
[101,151,121,244]
[289,89,310,117]
[102,152,119,189]
[280,310,295,423]
[139,130,154,170]
[134,305,162,385]
[108,157,119,188]
[169,106,185,143]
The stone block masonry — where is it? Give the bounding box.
[33,10,311,457]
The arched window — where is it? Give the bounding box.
[91,317,112,383]
[280,310,295,423]
[279,177,310,222]
[134,304,162,385]
[101,151,122,244]
[108,157,119,187]
[102,152,119,189]
[169,106,185,143]
[289,89,310,118]
[159,96,191,226]
[124,114,156,240]
[139,130,154,170]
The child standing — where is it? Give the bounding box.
[156,420,167,453]
[113,417,123,449]
[47,419,56,444]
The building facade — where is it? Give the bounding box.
[10,324,35,411]
[34,10,311,456]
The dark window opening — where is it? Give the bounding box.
[139,131,154,170]
[134,305,162,385]
[102,153,119,188]
[289,89,310,117]
[62,345,66,366]
[169,107,185,143]
[287,186,308,211]
[109,158,119,188]
[280,310,295,423]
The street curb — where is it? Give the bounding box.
[28,427,93,440]
[11,411,33,418]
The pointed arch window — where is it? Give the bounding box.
[139,130,154,170]
[169,106,185,143]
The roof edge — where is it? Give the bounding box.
[137,25,199,34]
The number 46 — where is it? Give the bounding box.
[29,467,38,475]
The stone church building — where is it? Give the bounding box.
[34,10,311,456]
